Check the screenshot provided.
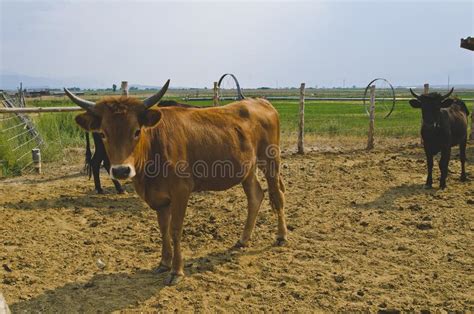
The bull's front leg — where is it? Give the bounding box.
[424,152,434,189]
[164,190,190,286]
[155,204,172,273]
[439,147,451,189]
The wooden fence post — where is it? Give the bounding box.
[121,81,129,96]
[297,83,305,154]
[213,82,219,106]
[32,148,41,174]
[366,85,376,150]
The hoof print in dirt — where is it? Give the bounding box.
[164,273,183,286]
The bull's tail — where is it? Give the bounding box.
[84,132,92,179]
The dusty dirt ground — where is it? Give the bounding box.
[0,140,473,312]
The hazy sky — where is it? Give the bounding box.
[1,0,473,88]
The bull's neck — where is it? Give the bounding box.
[132,126,169,180]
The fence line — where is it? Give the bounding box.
[0,82,472,176]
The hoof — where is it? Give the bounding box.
[232,240,249,249]
[423,184,432,190]
[154,264,171,274]
[274,237,288,247]
[164,273,183,286]
[96,189,105,194]
[117,189,126,194]
[460,176,467,182]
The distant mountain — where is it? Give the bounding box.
[0,74,107,90]
[0,74,64,90]
[129,84,161,90]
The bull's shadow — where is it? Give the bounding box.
[0,190,147,214]
[9,247,266,313]
[353,183,434,211]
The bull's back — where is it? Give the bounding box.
[158,98,280,191]
[446,106,468,145]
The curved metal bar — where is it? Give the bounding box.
[217,73,245,100]
[363,78,396,119]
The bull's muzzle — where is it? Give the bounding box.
[111,164,136,180]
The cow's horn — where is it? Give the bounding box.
[143,79,170,109]
[442,87,454,99]
[409,88,420,99]
[64,88,96,111]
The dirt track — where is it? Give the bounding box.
[1,142,473,312]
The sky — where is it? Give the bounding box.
[0,0,473,89]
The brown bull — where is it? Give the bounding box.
[65,81,288,285]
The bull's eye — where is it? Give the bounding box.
[134,129,141,138]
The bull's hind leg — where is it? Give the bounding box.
[236,171,264,247]
[259,151,288,246]
[460,140,467,182]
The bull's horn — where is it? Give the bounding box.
[409,88,420,99]
[64,88,96,111]
[143,79,170,109]
[442,87,454,99]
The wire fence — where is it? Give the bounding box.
[0,84,472,176]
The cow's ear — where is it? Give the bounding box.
[409,99,421,108]
[75,112,101,131]
[140,109,162,127]
[441,98,454,108]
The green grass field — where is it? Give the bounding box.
[1,88,472,176]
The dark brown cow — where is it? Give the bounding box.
[409,88,469,189]
[65,81,287,285]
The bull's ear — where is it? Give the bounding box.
[409,99,421,108]
[75,112,101,131]
[441,98,454,108]
[140,109,162,127]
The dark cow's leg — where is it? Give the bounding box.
[91,133,105,194]
[439,147,451,189]
[90,153,104,194]
[424,152,434,189]
[103,157,125,194]
[460,139,467,182]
